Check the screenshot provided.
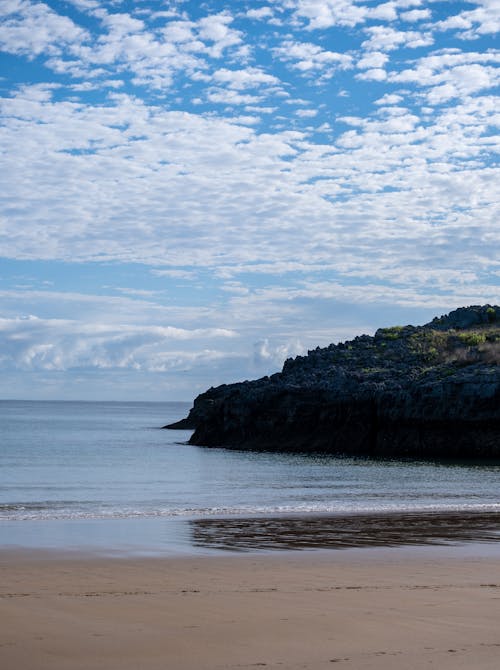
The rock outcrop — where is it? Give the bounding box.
[166,305,500,459]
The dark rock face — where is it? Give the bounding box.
[165,305,500,458]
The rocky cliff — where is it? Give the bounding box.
[166,305,500,458]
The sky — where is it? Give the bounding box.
[0,0,499,401]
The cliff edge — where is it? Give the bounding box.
[166,305,500,458]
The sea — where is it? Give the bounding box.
[1,400,500,556]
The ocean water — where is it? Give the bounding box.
[1,400,500,555]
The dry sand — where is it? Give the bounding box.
[1,548,500,669]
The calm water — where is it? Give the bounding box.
[1,400,500,555]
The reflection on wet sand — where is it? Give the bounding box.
[190,510,500,552]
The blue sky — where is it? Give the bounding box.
[1,0,499,400]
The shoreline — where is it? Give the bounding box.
[2,508,500,557]
[1,548,500,669]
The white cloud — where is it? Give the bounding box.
[206,88,262,105]
[357,51,389,69]
[0,313,238,373]
[434,0,500,38]
[220,281,250,295]
[273,39,352,73]
[111,287,164,298]
[392,52,500,102]
[64,0,102,11]
[394,0,423,7]
[400,8,431,22]
[225,114,261,125]
[296,108,318,117]
[356,67,387,81]
[362,25,433,51]
[100,12,145,35]
[374,93,404,105]
[290,0,367,28]
[368,2,398,22]
[253,338,304,367]
[0,0,89,56]
[211,67,280,89]
[151,269,196,280]
[231,280,500,313]
[244,105,279,114]
[197,12,242,57]
[0,6,248,92]
[161,20,198,44]
[246,7,274,20]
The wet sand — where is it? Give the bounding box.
[1,544,500,669]
[189,509,500,551]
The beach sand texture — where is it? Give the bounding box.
[1,551,500,669]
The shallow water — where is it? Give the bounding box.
[1,400,500,554]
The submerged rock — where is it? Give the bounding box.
[165,305,500,459]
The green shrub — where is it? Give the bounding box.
[457,332,486,346]
[378,326,403,340]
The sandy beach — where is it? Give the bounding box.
[1,548,500,670]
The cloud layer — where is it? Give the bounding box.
[1,0,499,398]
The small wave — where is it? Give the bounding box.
[2,501,500,522]
[0,501,77,513]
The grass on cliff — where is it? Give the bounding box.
[407,326,499,366]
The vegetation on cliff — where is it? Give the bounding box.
[166,305,500,458]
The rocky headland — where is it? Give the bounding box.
[166,305,500,458]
